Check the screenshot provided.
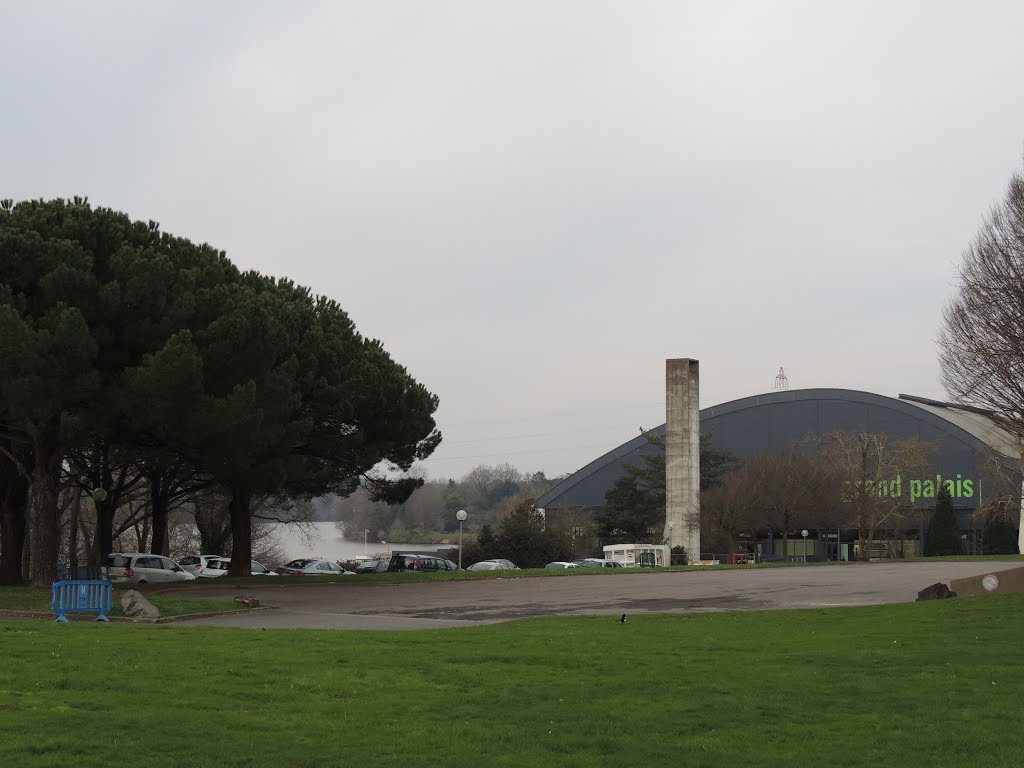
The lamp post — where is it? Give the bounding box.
[456,509,467,569]
[363,529,369,557]
[666,520,674,564]
[91,487,108,568]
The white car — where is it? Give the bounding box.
[178,554,230,578]
[105,553,197,584]
[249,559,279,576]
[467,558,519,571]
[203,558,231,577]
[544,561,580,570]
[573,558,624,569]
[275,558,355,576]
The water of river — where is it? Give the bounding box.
[268,521,452,562]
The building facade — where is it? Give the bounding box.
[537,389,1022,558]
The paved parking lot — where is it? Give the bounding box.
[164,560,1023,631]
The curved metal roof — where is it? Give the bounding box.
[897,394,1019,458]
[537,388,1018,509]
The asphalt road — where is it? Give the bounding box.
[161,560,1023,631]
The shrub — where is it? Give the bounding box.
[924,488,963,556]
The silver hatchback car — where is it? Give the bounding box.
[105,553,197,584]
[466,558,520,571]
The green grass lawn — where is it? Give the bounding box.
[2,594,1023,767]
[0,586,245,618]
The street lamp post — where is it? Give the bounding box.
[666,521,674,563]
[363,529,369,557]
[456,509,468,569]
[91,487,108,568]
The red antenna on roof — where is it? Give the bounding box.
[774,366,789,390]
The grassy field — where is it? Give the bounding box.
[2,593,1023,767]
[0,586,246,618]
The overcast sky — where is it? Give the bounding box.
[4,1,1024,480]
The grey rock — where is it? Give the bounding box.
[916,582,956,601]
[120,590,161,619]
[234,596,260,608]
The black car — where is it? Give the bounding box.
[353,558,387,574]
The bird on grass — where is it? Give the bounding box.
[619,613,627,624]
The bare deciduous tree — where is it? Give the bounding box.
[940,160,1024,435]
[819,431,930,560]
[696,445,842,557]
[939,158,1024,552]
[969,450,1023,554]
[699,471,754,553]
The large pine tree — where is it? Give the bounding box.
[924,487,963,556]
[597,431,739,544]
[982,511,1019,555]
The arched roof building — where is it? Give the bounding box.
[537,388,1019,516]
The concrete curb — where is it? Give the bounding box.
[0,606,274,624]
[154,606,276,624]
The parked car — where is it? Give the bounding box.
[178,554,230,578]
[476,558,519,569]
[544,561,580,569]
[466,560,517,571]
[573,558,624,569]
[353,558,388,574]
[249,559,279,576]
[386,553,459,572]
[468,561,516,573]
[105,553,197,584]
[276,559,354,576]
[204,558,231,577]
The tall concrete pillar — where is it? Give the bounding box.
[666,358,700,561]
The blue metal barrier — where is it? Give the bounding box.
[51,580,113,623]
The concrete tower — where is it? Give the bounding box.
[665,358,700,560]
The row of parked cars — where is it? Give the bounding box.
[102,552,625,584]
[104,553,282,584]
[347,555,519,573]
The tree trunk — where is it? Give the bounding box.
[229,488,252,576]
[133,505,151,553]
[195,494,232,555]
[79,515,95,569]
[147,470,170,556]
[0,448,30,585]
[28,418,63,587]
[22,502,32,583]
[67,491,82,573]
[860,511,872,561]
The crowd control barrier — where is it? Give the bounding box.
[51,579,113,623]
